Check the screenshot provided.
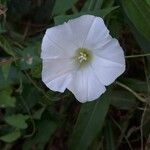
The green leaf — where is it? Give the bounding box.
[121,0,150,41]
[53,0,78,14]
[0,35,15,57]
[18,41,41,70]
[102,0,114,8]
[0,89,16,108]
[146,0,150,6]
[5,114,29,129]
[31,64,42,78]
[22,120,58,150]
[1,63,11,80]
[123,78,148,93]
[54,7,119,25]
[104,120,115,150]
[21,85,42,110]
[33,107,46,120]
[69,90,111,150]
[111,90,137,110]
[94,0,104,9]
[81,0,104,11]
[0,130,21,143]
[120,2,150,53]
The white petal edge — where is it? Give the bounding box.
[67,66,106,103]
[82,16,112,50]
[42,58,76,92]
[91,54,125,86]
[41,22,78,59]
[45,73,72,92]
[67,15,96,47]
[92,38,125,64]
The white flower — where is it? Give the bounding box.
[41,15,125,103]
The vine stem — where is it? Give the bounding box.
[115,81,146,103]
[109,115,134,150]
[125,53,150,59]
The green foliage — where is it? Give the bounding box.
[0,130,21,143]
[111,90,137,110]
[1,63,11,80]
[69,90,111,150]
[22,120,57,150]
[5,114,29,129]
[121,0,150,41]
[104,120,115,150]
[0,35,15,57]
[54,6,119,25]
[0,89,16,107]
[0,0,150,149]
[53,0,78,14]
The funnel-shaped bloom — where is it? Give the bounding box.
[41,15,125,103]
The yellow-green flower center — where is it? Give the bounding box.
[78,52,88,63]
[75,48,92,67]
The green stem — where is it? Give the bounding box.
[115,81,146,103]
[126,53,150,59]
[23,71,51,102]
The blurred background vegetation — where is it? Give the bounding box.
[0,0,150,150]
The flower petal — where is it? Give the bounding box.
[42,58,75,92]
[82,16,111,50]
[67,66,106,103]
[93,39,125,64]
[91,54,125,86]
[46,73,72,92]
[41,23,78,59]
[67,15,96,47]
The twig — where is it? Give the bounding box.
[126,53,150,59]
[109,115,134,150]
[23,71,51,101]
[115,81,146,103]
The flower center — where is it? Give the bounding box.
[78,52,88,63]
[75,48,92,67]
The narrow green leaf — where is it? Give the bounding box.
[111,90,136,110]
[69,90,111,150]
[104,120,115,150]
[102,0,114,8]
[0,130,21,143]
[123,78,148,93]
[94,0,104,9]
[33,107,46,120]
[0,35,15,57]
[121,0,150,41]
[5,114,29,129]
[121,6,150,53]
[53,0,78,15]
[55,7,119,25]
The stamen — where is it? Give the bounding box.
[78,52,88,63]
[75,48,92,67]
